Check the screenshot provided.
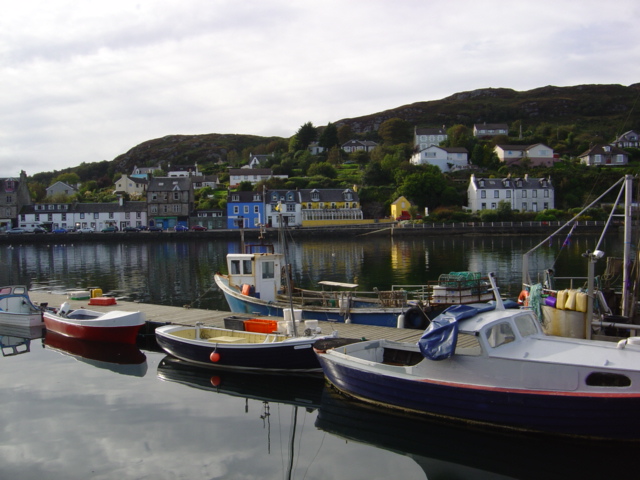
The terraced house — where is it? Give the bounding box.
[467,174,554,213]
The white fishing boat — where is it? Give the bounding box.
[316,272,640,440]
[0,285,44,327]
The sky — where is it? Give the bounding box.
[1,0,639,177]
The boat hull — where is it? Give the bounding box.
[215,274,411,328]
[317,350,640,440]
[156,326,328,372]
[43,310,145,344]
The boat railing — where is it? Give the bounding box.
[288,288,408,307]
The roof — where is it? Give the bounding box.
[228,168,273,175]
[471,175,552,190]
[578,144,628,158]
[298,188,359,203]
[21,202,147,214]
[415,127,447,136]
[227,191,264,203]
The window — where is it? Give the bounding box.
[262,261,275,279]
[515,315,538,337]
[617,155,624,163]
[254,205,259,213]
[522,202,527,211]
[522,191,527,198]
[506,191,511,198]
[35,214,40,221]
[485,322,516,348]
[595,154,602,163]
[48,214,52,221]
[286,204,295,212]
[125,212,130,219]
[494,190,499,198]
[173,192,180,200]
[61,214,66,221]
[233,206,239,214]
[80,213,85,219]
[151,205,158,213]
[6,195,12,203]
[243,206,249,214]
[533,190,537,198]
[481,191,486,198]
[242,260,252,274]
[230,260,240,274]
[173,205,181,213]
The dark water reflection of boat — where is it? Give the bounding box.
[44,331,148,377]
[156,356,324,408]
[315,388,640,480]
[0,324,45,357]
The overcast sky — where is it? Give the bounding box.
[1,0,639,177]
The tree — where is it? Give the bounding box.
[307,162,337,179]
[337,124,352,145]
[378,118,412,145]
[52,172,80,187]
[295,122,317,150]
[318,122,339,150]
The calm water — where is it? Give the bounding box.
[1,232,637,479]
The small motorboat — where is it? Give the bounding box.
[316,272,640,440]
[156,320,342,373]
[0,285,44,327]
[43,302,145,344]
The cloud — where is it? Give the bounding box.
[1,0,639,175]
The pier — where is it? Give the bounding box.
[29,290,426,343]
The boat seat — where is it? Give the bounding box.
[208,336,246,343]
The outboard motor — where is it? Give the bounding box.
[59,302,71,316]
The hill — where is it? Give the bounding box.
[335,83,640,136]
[33,83,640,184]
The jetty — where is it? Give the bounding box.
[28,290,426,343]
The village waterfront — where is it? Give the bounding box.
[2,232,639,480]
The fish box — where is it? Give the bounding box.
[88,297,117,306]
[223,316,246,331]
[69,290,91,300]
[244,319,278,333]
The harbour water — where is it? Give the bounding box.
[1,232,637,479]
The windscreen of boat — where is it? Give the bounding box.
[485,322,516,348]
[514,314,538,337]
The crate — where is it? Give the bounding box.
[244,319,278,333]
[223,316,246,331]
[88,297,117,306]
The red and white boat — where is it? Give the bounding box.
[43,302,145,344]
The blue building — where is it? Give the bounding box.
[226,191,266,229]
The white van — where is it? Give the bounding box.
[19,222,46,233]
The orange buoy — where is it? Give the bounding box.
[518,290,529,306]
[241,284,251,295]
[210,376,221,387]
[210,352,221,362]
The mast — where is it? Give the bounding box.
[622,174,633,318]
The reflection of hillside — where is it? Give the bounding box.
[316,389,639,480]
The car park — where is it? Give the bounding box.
[52,228,67,234]
[76,227,94,233]
[6,227,26,234]
[101,226,117,233]
[174,225,188,232]
[191,225,207,231]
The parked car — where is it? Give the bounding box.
[148,225,163,232]
[33,227,47,234]
[174,225,188,232]
[191,225,207,231]
[101,226,117,233]
[6,227,25,234]
[76,227,94,233]
[123,226,141,232]
[52,228,67,234]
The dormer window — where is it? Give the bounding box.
[232,194,239,202]
[271,193,278,201]
[311,189,320,202]
[286,192,294,201]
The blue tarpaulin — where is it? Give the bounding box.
[418,315,459,361]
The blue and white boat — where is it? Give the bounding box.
[316,272,640,440]
[214,243,492,329]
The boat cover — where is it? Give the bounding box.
[417,303,495,361]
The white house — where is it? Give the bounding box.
[473,123,509,138]
[228,168,287,187]
[410,146,469,172]
[414,127,447,151]
[467,174,554,213]
[494,144,556,167]
[612,130,640,149]
[341,140,378,153]
[578,144,629,166]
[167,163,202,177]
[19,199,148,231]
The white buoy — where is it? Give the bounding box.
[397,313,405,329]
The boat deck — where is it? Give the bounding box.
[28,290,426,343]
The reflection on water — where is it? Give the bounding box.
[0,233,625,310]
